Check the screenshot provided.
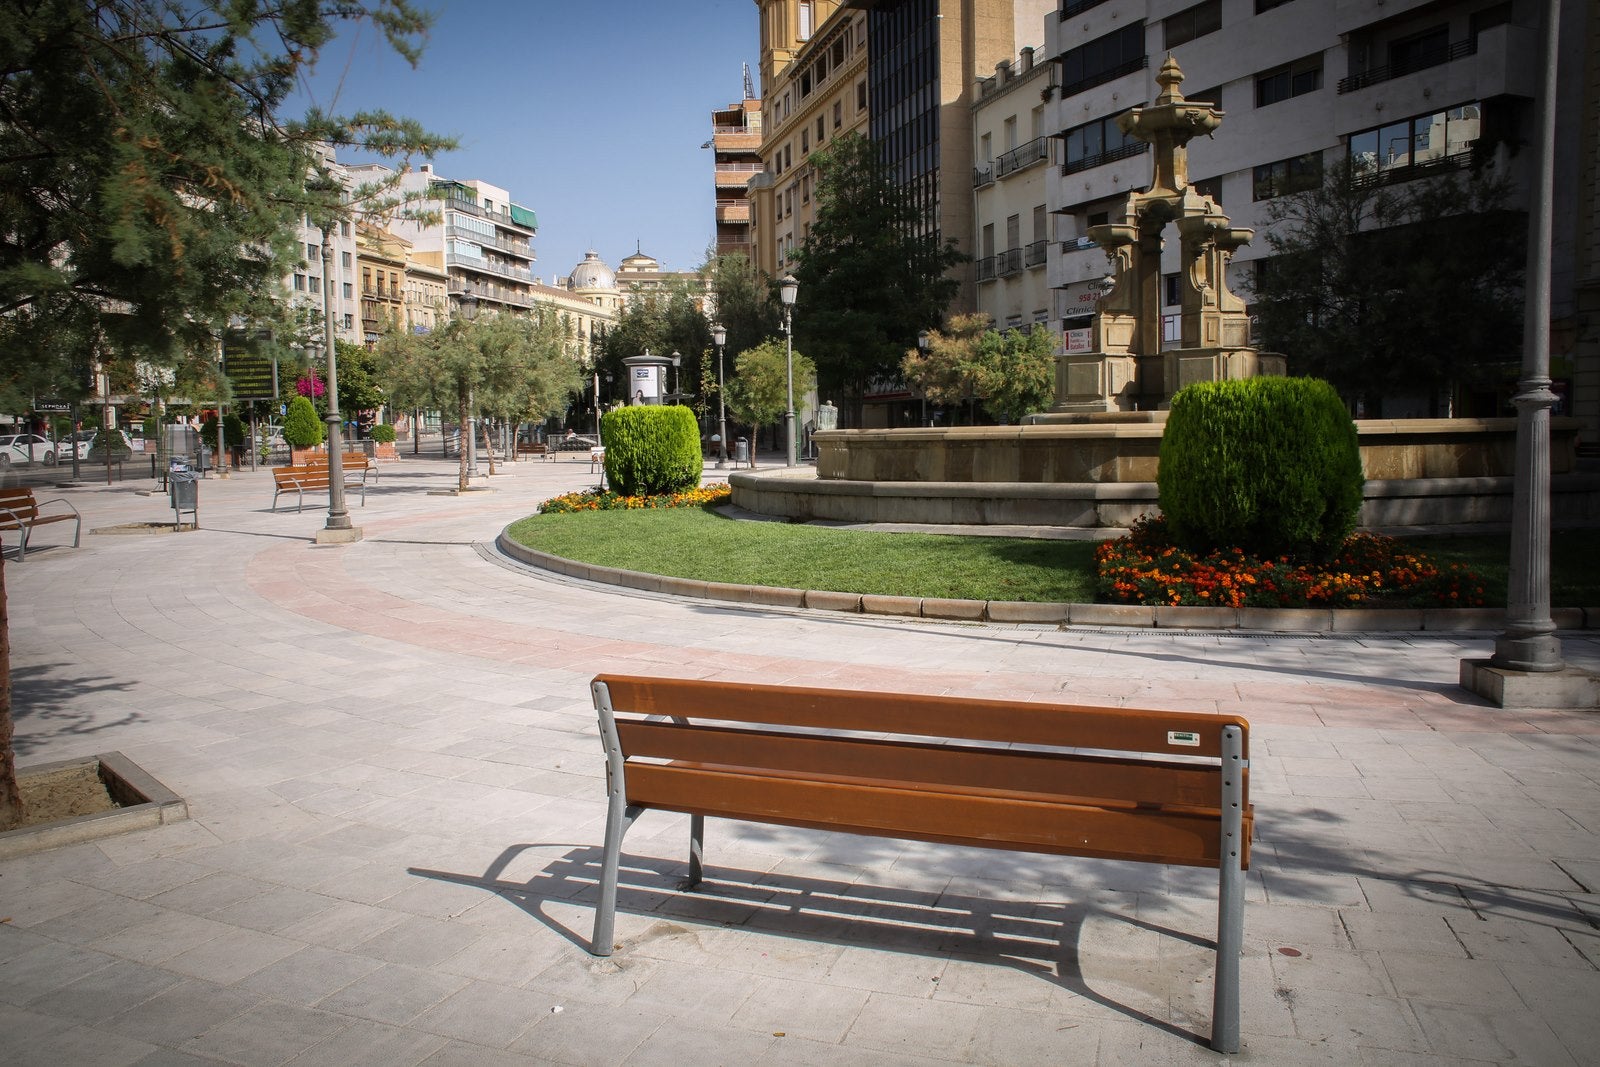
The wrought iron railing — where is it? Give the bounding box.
[1061,139,1147,176]
[1059,54,1146,99]
[1337,39,1476,93]
[997,137,1050,177]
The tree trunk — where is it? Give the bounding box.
[481,419,496,476]
[0,555,22,831]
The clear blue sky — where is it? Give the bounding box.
[287,1,758,282]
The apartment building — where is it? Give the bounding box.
[711,96,764,261]
[286,149,361,346]
[356,223,408,347]
[971,42,1055,331]
[356,163,541,317]
[749,1,872,279]
[401,256,448,336]
[1044,0,1591,424]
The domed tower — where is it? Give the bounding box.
[566,250,620,314]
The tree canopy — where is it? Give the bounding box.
[726,338,815,453]
[0,0,451,416]
[1252,158,1524,414]
[900,315,1057,425]
[790,133,965,408]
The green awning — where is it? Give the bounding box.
[510,203,538,230]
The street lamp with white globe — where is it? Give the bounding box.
[712,323,728,468]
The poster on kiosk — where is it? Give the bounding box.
[632,365,662,404]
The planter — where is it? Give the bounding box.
[0,752,189,860]
[372,441,399,460]
[289,445,325,465]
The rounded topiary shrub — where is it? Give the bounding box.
[600,405,702,497]
[282,395,325,448]
[200,413,246,450]
[1158,377,1364,562]
[368,422,396,444]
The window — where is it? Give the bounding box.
[817,116,824,140]
[1192,175,1223,203]
[802,175,810,204]
[342,313,354,330]
[802,129,809,154]
[1186,85,1222,109]
[1164,1,1221,50]
[1163,273,1180,307]
[305,242,317,262]
[342,282,353,299]
[362,268,372,292]
[1252,152,1322,200]
[856,80,866,111]
[1257,55,1322,107]
[981,223,995,259]
[1347,103,1481,183]
[1256,0,1293,11]
[1033,204,1047,242]
[798,0,813,40]
[1061,109,1142,174]
[1004,116,1018,152]
[979,132,992,162]
[1006,214,1021,249]
[341,251,352,270]
[309,275,321,292]
[340,221,351,237]
[1389,25,1448,73]
[293,274,305,292]
[1059,23,1145,98]
[834,101,842,128]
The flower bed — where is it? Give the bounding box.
[1096,516,1486,608]
[539,483,732,515]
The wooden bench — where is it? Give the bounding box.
[270,458,372,513]
[589,675,1252,1053]
[0,487,82,560]
[515,442,550,461]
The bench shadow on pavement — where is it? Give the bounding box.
[410,843,1217,1047]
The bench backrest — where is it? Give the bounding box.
[301,452,368,468]
[273,464,332,486]
[0,487,40,518]
[592,675,1250,869]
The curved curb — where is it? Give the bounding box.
[495,532,1599,633]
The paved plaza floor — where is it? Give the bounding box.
[3,454,1598,1065]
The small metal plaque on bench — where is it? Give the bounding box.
[1167,731,1201,747]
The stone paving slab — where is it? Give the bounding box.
[2,455,1598,1065]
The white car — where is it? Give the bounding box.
[0,433,57,468]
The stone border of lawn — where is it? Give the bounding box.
[496,531,1599,633]
[0,752,190,860]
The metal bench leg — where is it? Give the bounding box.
[687,815,704,889]
[1211,724,1246,1054]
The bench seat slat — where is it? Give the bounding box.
[625,762,1243,868]
[598,674,1247,758]
[616,720,1228,809]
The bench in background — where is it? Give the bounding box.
[589,674,1252,1053]
[271,458,372,513]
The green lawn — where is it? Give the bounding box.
[504,508,1600,608]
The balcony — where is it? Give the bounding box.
[1061,139,1148,176]
[446,225,533,260]
[996,249,1025,278]
[997,137,1049,178]
[1025,240,1049,268]
[714,126,762,152]
[446,252,533,285]
[714,164,764,188]
[1350,148,1474,190]
[1338,39,1476,94]
[976,256,996,283]
[716,203,752,224]
[448,279,535,310]
[1060,55,1147,100]
[973,163,995,189]
[1059,0,1110,18]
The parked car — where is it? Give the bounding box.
[64,430,96,460]
[0,433,56,468]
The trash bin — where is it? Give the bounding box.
[169,468,199,528]
[196,444,212,474]
[734,438,749,465]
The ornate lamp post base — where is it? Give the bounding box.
[1461,659,1599,709]
[314,525,364,545]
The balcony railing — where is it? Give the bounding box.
[996,248,1025,277]
[446,252,533,284]
[716,203,752,223]
[1061,139,1148,176]
[1349,148,1475,189]
[973,163,995,188]
[1060,54,1147,100]
[1025,239,1049,268]
[997,137,1050,178]
[446,225,533,259]
[976,256,997,282]
[447,279,535,310]
[1337,39,1477,93]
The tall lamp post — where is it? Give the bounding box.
[779,272,798,467]
[459,287,479,477]
[670,351,682,400]
[713,323,728,468]
[316,227,360,543]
